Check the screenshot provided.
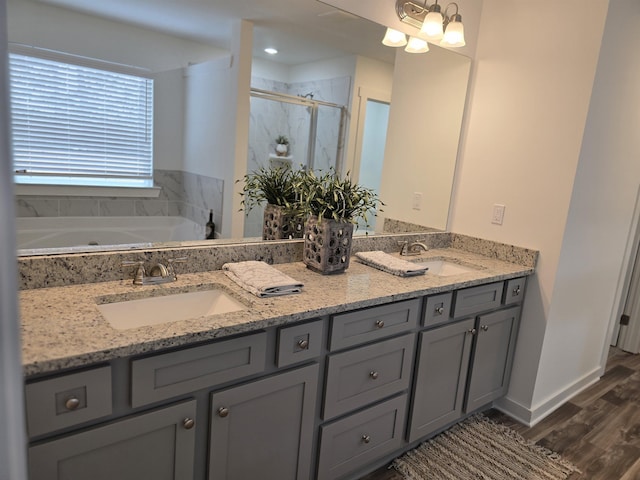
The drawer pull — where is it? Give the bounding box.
[369,371,379,380]
[182,417,195,430]
[361,434,371,444]
[481,325,489,332]
[375,320,385,329]
[217,407,230,418]
[65,396,81,411]
[468,328,477,335]
[297,339,309,350]
[435,306,444,315]
[513,286,521,296]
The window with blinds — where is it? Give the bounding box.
[9,49,154,188]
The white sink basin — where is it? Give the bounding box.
[97,288,247,330]
[414,259,478,276]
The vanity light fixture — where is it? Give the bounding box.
[382,0,466,53]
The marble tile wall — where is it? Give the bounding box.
[15,169,225,238]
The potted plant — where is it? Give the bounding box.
[275,135,289,157]
[238,166,304,240]
[297,168,382,274]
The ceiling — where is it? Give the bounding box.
[34,0,395,65]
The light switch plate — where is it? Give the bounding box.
[492,204,505,225]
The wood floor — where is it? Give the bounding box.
[360,347,640,480]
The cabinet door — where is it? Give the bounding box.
[28,399,196,480]
[465,306,521,412]
[408,319,475,442]
[208,364,319,480]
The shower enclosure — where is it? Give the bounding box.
[244,87,348,238]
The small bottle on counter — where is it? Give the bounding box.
[205,210,216,239]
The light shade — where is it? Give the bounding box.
[404,36,429,54]
[382,27,408,47]
[441,18,465,47]
[420,10,444,40]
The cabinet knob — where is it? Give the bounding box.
[65,396,81,411]
[513,286,521,296]
[481,325,489,332]
[375,320,385,329]
[369,371,379,380]
[361,434,371,444]
[182,418,195,430]
[467,328,477,335]
[435,306,445,315]
[297,339,309,350]
[217,407,229,418]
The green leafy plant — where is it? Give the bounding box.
[297,168,383,225]
[237,166,302,213]
[275,135,289,145]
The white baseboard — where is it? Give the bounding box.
[494,366,602,427]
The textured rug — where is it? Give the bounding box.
[392,414,579,480]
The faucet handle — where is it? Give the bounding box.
[397,240,409,256]
[166,257,187,279]
[121,260,146,284]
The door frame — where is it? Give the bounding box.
[348,87,391,182]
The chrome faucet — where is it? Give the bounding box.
[122,257,187,285]
[399,241,429,256]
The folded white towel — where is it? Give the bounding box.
[222,261,304,297]
[355,251,428,277]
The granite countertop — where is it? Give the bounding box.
[20,247,535,377]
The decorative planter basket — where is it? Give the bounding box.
[263,204,304,240]
[303,216,354,274]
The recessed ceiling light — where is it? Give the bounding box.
[264,48,278,55]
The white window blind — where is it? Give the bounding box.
[9,48,154,188]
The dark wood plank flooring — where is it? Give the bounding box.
[360,347,640,480]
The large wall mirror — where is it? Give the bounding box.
[8,0,471,256]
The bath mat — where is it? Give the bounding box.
[392,414,579,480]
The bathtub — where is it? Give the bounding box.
[16,216,206,252]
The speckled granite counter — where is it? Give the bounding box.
[20,246,535,377]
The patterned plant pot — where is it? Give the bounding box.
[263,204,304,240]
[303,216,354,274]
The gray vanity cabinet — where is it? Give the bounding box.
[208,363,319,480]
[409,281,524,444]
[28,399,197,480]
[408,318,475,442]
[465,305,521,412]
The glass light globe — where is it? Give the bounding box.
[420,11,444,40]
[382,28,408,47]
[404,36,429,54]
[441,21,465,47]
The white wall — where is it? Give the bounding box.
[449,0,610,423]
[183,21,253,239]
[0,0,28,477]
[532,0,640,413]
[380,46,471,230]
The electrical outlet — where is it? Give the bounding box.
[412,192,423,210]
[492,204,506,225]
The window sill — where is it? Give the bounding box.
[14,184,161,198]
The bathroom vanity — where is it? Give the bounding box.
[19,237,536,480]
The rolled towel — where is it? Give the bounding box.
[222,261,304,297]
[355,251,428,277]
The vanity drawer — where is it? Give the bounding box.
[329,298,420,351]
[25,366,112,438]
[423,292,453,327]
[504,277,526,305]
[131,332,267,408]
[276,319,325,367]
[452,282,504,318]
[323,333,415,420]
[317,394,408,480]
